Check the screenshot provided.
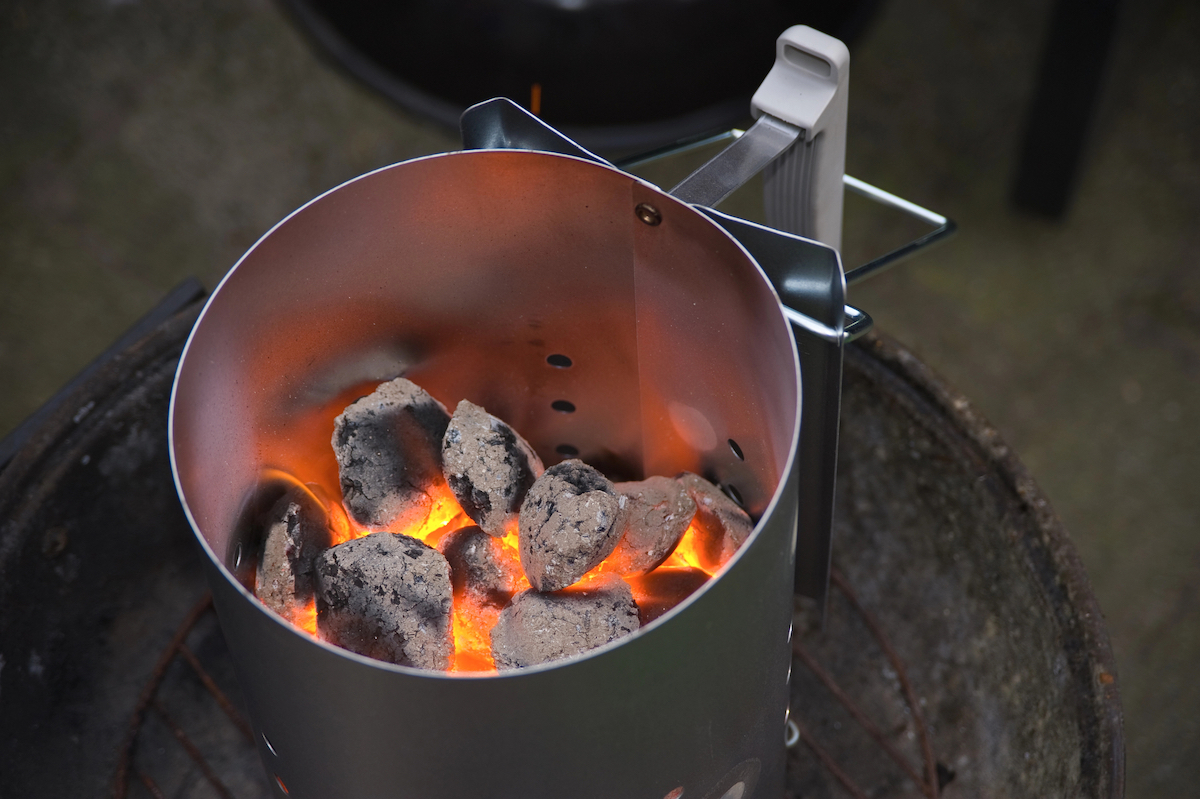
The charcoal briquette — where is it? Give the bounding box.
[609,476,696,574]
[256,487,333,619]
[490,575,640,669]
[314,531,453,670]
[442,400,543,537]
[677,472,754,571]
[438,524,523,607]
[332,377,450,531]
[518,459,626,592]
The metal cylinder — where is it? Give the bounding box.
[170,150,801,799]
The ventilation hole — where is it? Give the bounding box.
[556,444,580,457]
[723,483,745,508]
[262,732,278,756]
[275,774,289,794]
[728,438,745,461]
[546,353,572,368]
[551,400,576,413]
[232,543,243,569]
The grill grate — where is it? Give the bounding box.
[114,596,268,799]
[789,568,944,799]
[114,573,944,799]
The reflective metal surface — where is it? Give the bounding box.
[171,150,801,798]
[668,114,801,208]
[697,209,845,612]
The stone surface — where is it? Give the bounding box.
[438,524,523,607]
[255,487,332,620]
[610,476,696,574]
[677,473,754,572]
[442,400,543,537]
[490,575,640,669]
[314,532,453,669]
[332,377,450,531]
[518,459,626,592]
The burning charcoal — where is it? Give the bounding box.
[438,525,523,607]
[442,400,544,537]
[677,472,755,571]
[625,567,710,626]
[332,377,451,531]
[609,476,696,575]
[314,532,453,670]
[490,575,640,669]
[256,487,333,619]
[518,459,626,592]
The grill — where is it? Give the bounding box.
[0,24,1121,799]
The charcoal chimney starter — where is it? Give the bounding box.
[170,147,804,798]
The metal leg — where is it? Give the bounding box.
[1011,0,1122,218]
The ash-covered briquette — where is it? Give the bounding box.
[438,525,523,607]
[256,487,333,619]
[332,377,450,531]
[314,532,453,670]
[609,476,697,574]
[677,472,754,572]
[442,400,544,538]
[625,567,710,626]
[518,459,627,592]
[490,575,640,669]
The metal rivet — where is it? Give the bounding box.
[636,203,662,226]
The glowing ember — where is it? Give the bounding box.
[249,378,754,673]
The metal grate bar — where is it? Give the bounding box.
[831,568,939,795]
[114,595,216,797]
[137,771,167,799]
[792,641,930,792]
[152,698,236,799]
[178,642,255,742]
[791,568,942,798]
[793,720,870,799]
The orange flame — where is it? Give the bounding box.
[294,598,318,637]
[658,522,715,576]
[257,445,730,672]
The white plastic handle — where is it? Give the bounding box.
[751,26,850,251]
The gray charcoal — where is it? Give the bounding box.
[256,487,333,618]
[677,472,755,571]
[332,377,450,531]
[314,532,453,670]
[442,400,544,537]
[609,476,697,574]
[490,575,640,669]
[518,459,626,592]
[438,525,523,607]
